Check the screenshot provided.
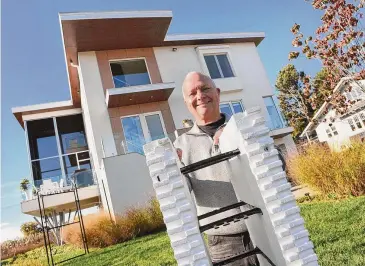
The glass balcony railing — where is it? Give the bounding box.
[21,170,97,201]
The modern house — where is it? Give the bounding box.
[300,78,365,149]
[12,10,296,219]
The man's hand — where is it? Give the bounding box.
[176,148,183,161]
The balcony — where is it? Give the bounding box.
[21,170,100,216]
[105,82,175,108]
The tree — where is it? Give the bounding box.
[275,64,315,139]
[311,67,333,109]
[289,0,365,115]
[20,221,42,237]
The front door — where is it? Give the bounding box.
[121,112,167,154]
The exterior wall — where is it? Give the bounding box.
[102,153,154,214]
[315,108,365,150]
[153,43,274,129]
[78,51,118,216]
[96,48,162,92]
[108,101,176,154]
[274,135,298,157]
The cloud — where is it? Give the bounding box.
[0,225,23,242]
[0,223,10,228]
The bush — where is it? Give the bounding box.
[288,140,365,196]
[0,234,44,260]
[62,198,165,248]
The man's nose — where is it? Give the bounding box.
[196,89,206,101]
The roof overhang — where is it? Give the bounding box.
[270,126,294,139]
[12,100,74,127]
[106,82,175,108]
[59,10,265,106]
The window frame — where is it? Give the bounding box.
[203,53,235,79]
[108,57,152,88]
[120,111,168,154]
[24,114,91,186]
[219,100,245,117]
[263,95,285,130]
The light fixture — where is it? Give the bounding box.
[172,47,177,52]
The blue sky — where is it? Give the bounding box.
[1,0,322,241]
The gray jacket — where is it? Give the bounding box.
[173,123,248,235]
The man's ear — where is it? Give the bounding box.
[217,88,221,95]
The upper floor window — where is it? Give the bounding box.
[345,86,364,101]
[204,54,234,79]
[220,101,245,121]
[110,59,151,88]
[264,96,284,130]
[347,114,365,131]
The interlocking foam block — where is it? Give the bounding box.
[218,108,318,266]
[143,107,318,266]
[144,139,212,266]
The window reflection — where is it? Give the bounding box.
[27,118,58,160]
[264,96,283,130]
[57,115,88,154]
[121,116,145,154]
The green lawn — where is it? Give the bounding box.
[3,197,365,266]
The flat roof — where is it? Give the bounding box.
[12,100,74,127]
[59,10,265,106]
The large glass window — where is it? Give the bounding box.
[110,59,151,88]
[204,54,234,79]
[219,101,245,121]
[121,116,145,154]
[57,115,88,154]
[264,96,284,130]
[121,112,167,154]
[27,118,58,160]
[26,114,91,188]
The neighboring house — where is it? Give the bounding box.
[11,10,296,220]
[301,78,365,150]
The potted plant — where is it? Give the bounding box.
[182,119,193,128]
[20,178,31,200]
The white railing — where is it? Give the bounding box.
[21,169,98,201]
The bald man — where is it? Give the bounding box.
[174,72,258,265]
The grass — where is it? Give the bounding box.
[300,196,365,266]
[2,197,365,266]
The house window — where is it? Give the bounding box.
[345,86,364,101]
[330,125,338,136]
[121,112,167,155]
[110,59,151,88]
[354,115,363,129]
[326,129,333,138]
[263,96,284,130]
[204,54,234,79]
[348,118,356,131]
[219,101,245,121]
[26,114,91,187]
[360,112,365,125]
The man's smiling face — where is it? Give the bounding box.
[183,72,221,125]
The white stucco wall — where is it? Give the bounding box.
[153,43,274,129]
[78,51,118,216]
[102,153,155,214]
[315,107,365,149]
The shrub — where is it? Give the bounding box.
[62,198,165,248]
[0,234,44,260]
[288,140,365,196]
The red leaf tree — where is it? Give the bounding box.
[289,0,365,116]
